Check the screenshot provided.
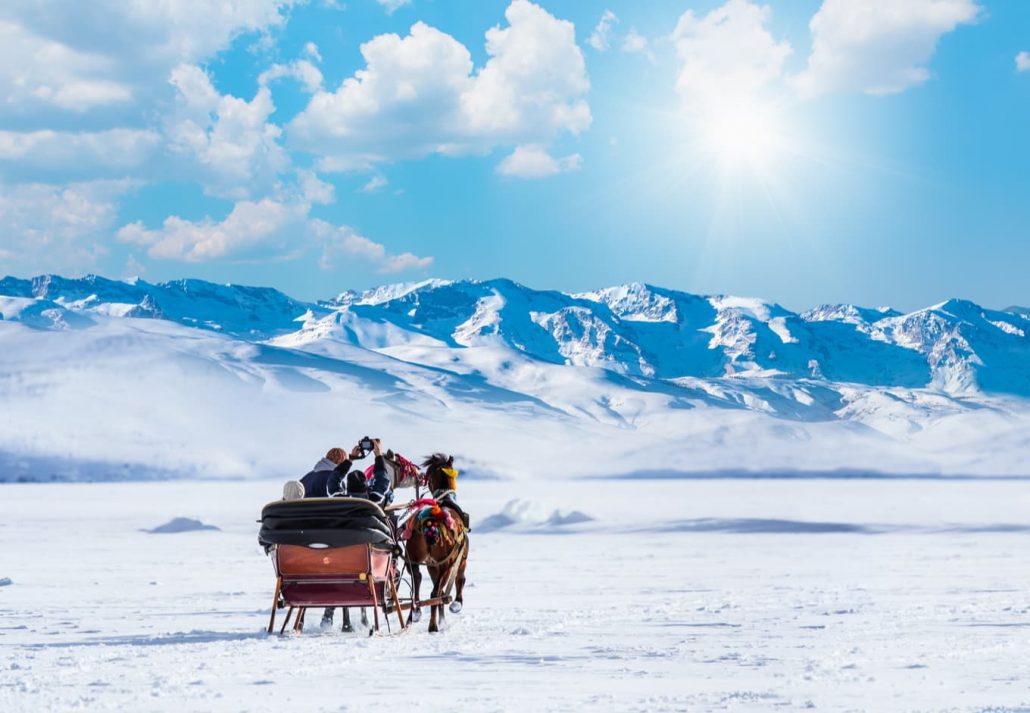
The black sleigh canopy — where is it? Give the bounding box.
[258,497,394,550]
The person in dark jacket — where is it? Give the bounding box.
[299,446,359,498]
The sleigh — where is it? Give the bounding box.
[259,497,408,634]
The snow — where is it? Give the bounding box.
[477,498,595,533]
[991,319,1025,337]
[574,282,678,323]
[767,316,797,344]
[3,477,1030,711]
[144,517,221,534]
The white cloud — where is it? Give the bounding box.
[793,0,981,96]
[259,59,323,93]
[123,253,148,279]
[314,221,432,273]
[376,0,412,14]
[0,2,295,117]
[289,0,590,171]
[621,30,649,55]
[294,170,335,205]
[302,41,322,62]
[117,198,309,262]
[115,192,431,273]
[167,64,290,199]
[0,20,133,112]
[588,10,618,52]
[672,0,792,106]
[0,128,160,175]
[0,179,135,271]
[496,144,581,178]
[1017,51,1030,73]
[361,175,389,192]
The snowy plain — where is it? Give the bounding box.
[3,476,1030,712]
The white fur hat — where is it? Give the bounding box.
[282,480,305,501]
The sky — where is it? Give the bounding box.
[0,0,1028,311]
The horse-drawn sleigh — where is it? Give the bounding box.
[257,452,469,635]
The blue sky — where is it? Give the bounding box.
[0,0,1027,311]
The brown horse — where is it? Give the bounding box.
[404,454,469,633]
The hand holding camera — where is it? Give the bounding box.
[356,436,381,458]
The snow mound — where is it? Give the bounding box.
[144,518,220,534]
[0,577,12,587]
[478,499,594,533]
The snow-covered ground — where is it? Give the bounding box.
[3,476,1029,712]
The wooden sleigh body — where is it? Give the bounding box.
[259,497,407,634]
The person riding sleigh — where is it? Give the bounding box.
[422,453,470,531]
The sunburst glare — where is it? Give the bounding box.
[695,95,789,175]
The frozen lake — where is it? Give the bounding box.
[2,477,1029,711]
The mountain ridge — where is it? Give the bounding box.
[1,272,1028,480]
[2,272,1028,397]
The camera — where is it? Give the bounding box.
[359,436,376,453]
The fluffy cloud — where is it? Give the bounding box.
[1017,51,1030,73]
[116,194,432,274]
[258,59,323,93]
[117,198,308,262]
[0,20,132,113]
[792,0,981,96]
[314,222,432,273]
[0,179,135,271]
[0,2,298,193]
[672,0,792,105]
[0,128,160,177]
[588,10,618,52]
[496,145,582,178]
[166,64,290,199]
[621,30,650,55]
[0,1,295,117]
[0,1,445,275]
[288,0,590,174]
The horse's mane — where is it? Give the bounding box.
[421,452,453,492]
[421,452,452,470]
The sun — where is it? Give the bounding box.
[695,95,789,175]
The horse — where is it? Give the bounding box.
[404,453,469,633]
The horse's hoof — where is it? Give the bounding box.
[428,625,439,633]
[410,608,422,623]
[449,601,463,614]
[342,624,353,633]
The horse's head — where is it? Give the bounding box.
[421,452,454,492]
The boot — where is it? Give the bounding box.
[320,608,334,630]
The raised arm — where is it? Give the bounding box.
[367,439,392,504]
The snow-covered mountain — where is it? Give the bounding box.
[1,274,1027,481]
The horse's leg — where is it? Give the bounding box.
[342,608,352,632]
[409,564,422,624]
[428,566,442,633]
[437,563,452,626]
[449,541,469,614]
[360,608,369,628]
